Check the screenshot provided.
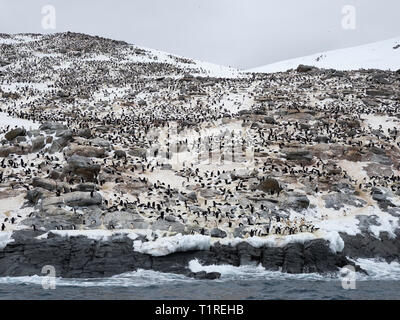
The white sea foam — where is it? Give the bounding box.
[353,258,400,280]
[0,269,194,288]
[36,229,140,241]
[0,232,13,249]
[1,258,399,288]
[188,259,331,281]
[133,234,211,256]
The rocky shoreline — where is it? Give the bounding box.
[1,228,399,279]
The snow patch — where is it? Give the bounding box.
[248,37,400,73]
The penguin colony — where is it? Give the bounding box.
[0,32,399,242]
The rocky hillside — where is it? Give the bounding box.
[0,32,400,278]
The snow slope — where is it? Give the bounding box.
[248,37,400,73]
[0,33,242,79]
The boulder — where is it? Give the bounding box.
[74,183,97,192]
[296,64,315,73]
[66,145,106,158]
[188,271,221,280]
[90,137,111,150]
[77,128,92,139]
[0,146,24,157]
[257,178,282,194]
[41,191,102,208]
[5,128,26,141]
[282,192,310,211]
[284,149,313,162]
[31,135,45,152]
[25,187,51,204]
[49,130,73,153]
[314,135,329,143]
[210,228,227,238]
[32,177,68,192]
[366,89,394,97]
[65,155,101,181]
[129,147,147,158]
[150,220,185,233]
[114,150,126,159]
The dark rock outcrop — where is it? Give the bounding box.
[64,155,101,181]
[5,128,26,141]
[0,231,362,279]
[257,178,282,194]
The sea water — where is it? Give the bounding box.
[0,258,399,300]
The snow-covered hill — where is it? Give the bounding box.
[247,37,400,73]
[0,33,242,78]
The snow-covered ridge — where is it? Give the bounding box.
[0,33,242,79]
[248,37,400,73]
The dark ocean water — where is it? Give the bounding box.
[1,259,400,300]
[0,279,399,300]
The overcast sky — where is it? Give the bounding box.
[1,0,399,69]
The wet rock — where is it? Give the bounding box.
[261,247,284,271]
[237,242,261,265]
[341,230,400,262]
[90,137,111,150]
[188,271,221,280]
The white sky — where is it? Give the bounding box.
[1,0,399,69]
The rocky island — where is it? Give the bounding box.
[0,32,399,280]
